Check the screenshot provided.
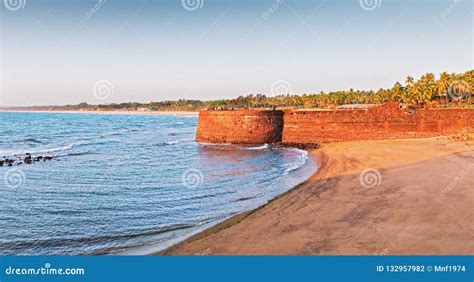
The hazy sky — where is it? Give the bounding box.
[1,0,472,106]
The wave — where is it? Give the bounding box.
[245,144,270,150]
[99,129,128,138]
[199,143,270,151]
[0,136,122,156]
[0,141,85,156]
[16,137,43,144]
[198,142,308,174]
[158,138,195,146]
[283,148,309,175]
[197,142,232,147]
[55,150,91,157]
[1,224,194,252]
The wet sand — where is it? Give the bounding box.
[162,135,474,255]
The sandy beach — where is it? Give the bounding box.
[162,135,474,255]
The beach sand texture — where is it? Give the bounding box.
[163,136,474,255]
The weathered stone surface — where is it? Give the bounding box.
[196,110,283,144]
[282,105,474,144]
[196,104,474,145]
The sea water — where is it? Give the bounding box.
[0,112,315,255]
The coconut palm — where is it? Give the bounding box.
[437,72,451,103]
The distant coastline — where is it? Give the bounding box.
[0,109,198,116]
[2,70,472,113]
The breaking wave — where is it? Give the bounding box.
[283,148,309,175]
[16,137,43,144]
[0,142,83,156]
[245,144,270,150]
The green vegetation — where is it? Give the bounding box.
[14,70,473,111]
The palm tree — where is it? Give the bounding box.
[391,82,404,102]
[404,76,418,106]
[418,73,437,107]
[437,72,451,104]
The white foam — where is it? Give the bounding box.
[0,141,85,156]
[283,148,309,175]
[246,144,270,150]
[197,142,232,147]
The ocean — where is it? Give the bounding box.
[0,112,315,255]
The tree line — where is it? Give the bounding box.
[15,70,473,111]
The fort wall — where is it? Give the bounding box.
[196,104,474,145]
[195,110,284,144]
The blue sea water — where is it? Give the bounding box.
[0,112,315,255]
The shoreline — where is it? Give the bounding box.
[125,148,318,255]
[157,153,319,255]
[160,135,474,255]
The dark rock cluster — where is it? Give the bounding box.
[0,153,54,166]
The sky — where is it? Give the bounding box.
[1,0,472,106]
